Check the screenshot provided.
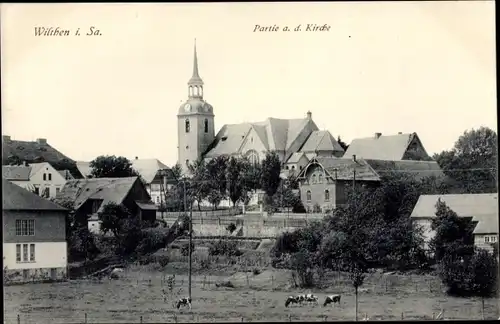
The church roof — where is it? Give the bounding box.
[344,132,418,161]
[205,116,318,160]
[287,152,306,164]
[300,130,345,153]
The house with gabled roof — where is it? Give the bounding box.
[344,132,431,161]
[2,135,81,178]
[2,162,72,199]
[55,176,157,234]
[3,179,69,283]
[410,193,499,253]
[297,155,445,212]
[76,158,173,206]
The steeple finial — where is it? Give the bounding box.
[190,38,202,83]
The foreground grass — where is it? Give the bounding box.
[4,262,499,324]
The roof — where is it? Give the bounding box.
[299,157,381,181]
[410,193,499,235]
[76,161,92,178]
[299,130,345,153]
[2,179,68,211]
[136,201,157,210]
[365,159,445,181]
[55,177,139,212]
[58,169,74,180]
[345,132,419,160]
[2,166,32,181]
[131,159,170,184]
[205,116,318,160]
[287,152,306,164]
[2,136,74,165]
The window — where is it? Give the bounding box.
[23,244,28,262]
[491,236,497,243]
[156,196,160,203]
[299,166,303,170]
[34,186,40,195]
[306,190,311,202]
[318,173,323,183]
[48,173,52,181]
[90,200,102,214]
[16,244,21,262]
[56,187,60,195]
[29,244,35,261]
[485,236,490,243]
[325,189,330,201]
[247,150,259,166]
[15,219,35,236]
[312,174,317,184]
[285,166,289,170]
[43,173,46,181]
[186,159,190,167]
[185,119,190,133]
[292,166,296,170]
[43,187,50,198]
[204,119,209,133]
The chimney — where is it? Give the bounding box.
[352,154,357,163]
[135,156,138,160]
[36,138,47,145]
[398,132,402,135]
[306,111,312,119]
[2,135,11,142]
[374,133,382,139]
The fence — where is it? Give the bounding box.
[160,216,313,228]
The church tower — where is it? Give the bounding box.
[177,40,215,175]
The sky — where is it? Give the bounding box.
[1,2,496,167]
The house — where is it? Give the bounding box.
[2,178,69,283]
[2,135,81,178]
[344,132,431,161]
[410,193,499,252]
[175,42,345,175]
[297,156,445,212]
[2,162,71,199]
[55,177,157,234]
[76,158,174,206]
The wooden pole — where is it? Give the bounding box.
[17,314,20,324]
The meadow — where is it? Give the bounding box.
[4,259,499,324]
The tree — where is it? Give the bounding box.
[227,157,244,207]
[429,199,475,262]
[97,202,133,238]
[434,127,497,193]
[89,155,139,178]
[337,136,349,151]
[260,151,282,204]
[349,263,366,322]
[471,249,498,318]
[187,158,209,211]
[205,156,229,210]
[170,163,183,183]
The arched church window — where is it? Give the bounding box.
[318,173,323,183]
[247,150,259,166]
[194,86,199,96]
[312,174,317,184]
[306,190,312,202]
[292,166,295,170]
[325,189,330,201]
[189,86,193,97]
[185,119,190,133]
[285,166,289,170]
[204,119,209,133]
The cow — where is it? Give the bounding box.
[323,294,341,307]
[304,294,319,305]
[285,296,299,308]
[176,297,192,310]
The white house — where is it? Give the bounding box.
[410,193,499,253]
[2,162,71,199]
[2,179,69,283]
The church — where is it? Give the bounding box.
[177,42,345,174]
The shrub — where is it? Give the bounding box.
[208,240,242,257]
[252,268,261,275]
[226,223,237,234]
[181,242,195,256]
[312,203,321,213]
[157,255,170,267]
[136,228,169,255]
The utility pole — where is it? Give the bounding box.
[182,180,193,300]
[352,155,357,193]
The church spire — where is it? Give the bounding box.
[188,38,203,99]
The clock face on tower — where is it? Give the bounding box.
[184,104,191,112]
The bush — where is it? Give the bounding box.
[181,242,195,256]
[157,255,170,267]
[208,240,242,257]
[253,268,261,275]
[136,228,169,255]
[226,223,237,234]
[312,203,321,213]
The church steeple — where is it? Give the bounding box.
[188,38,204,99]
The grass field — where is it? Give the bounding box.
[4,261,499,324]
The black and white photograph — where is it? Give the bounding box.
[1,2,498,323]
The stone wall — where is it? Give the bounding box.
[192,224,301,238]
[4,267,67,285]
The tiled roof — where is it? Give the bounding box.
[205,117,319,160]
[410,193,498,235]
[55,177,139,212]
[365,159,444,181]
[2,136,74,165]
[345,132,418,160]
[2,166,32,181]
[300,130,345,153]
[136,201,157,210]
[303,157,381,181]
[2,178,67,211]
[287,152,305,164]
